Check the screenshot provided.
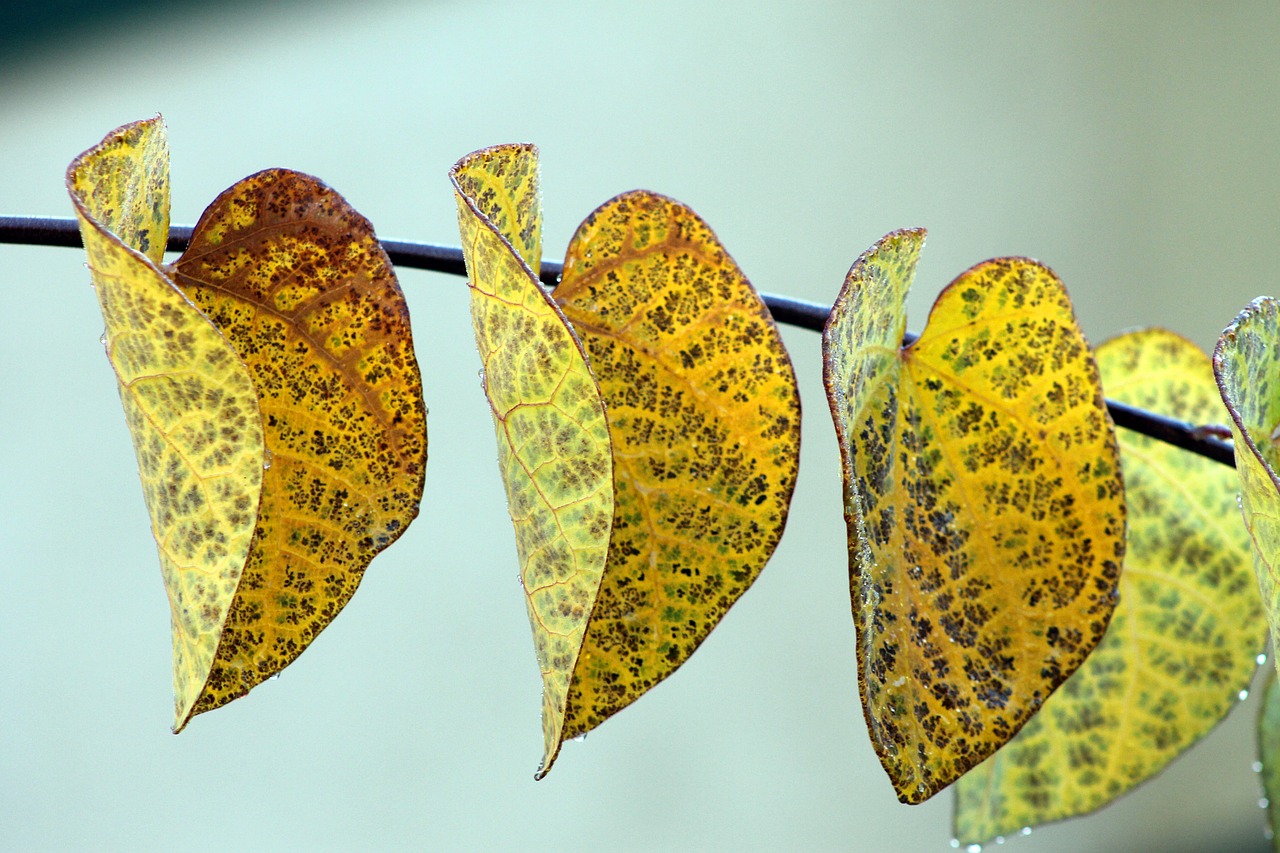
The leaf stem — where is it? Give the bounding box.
[0,214,1237,469]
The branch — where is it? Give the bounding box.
[0,214,1237,468]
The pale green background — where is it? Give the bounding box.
[2,2,1278,850]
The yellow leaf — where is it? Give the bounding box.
[66,117,267,727]
[451,144,615,775]
[553,191,801,753]
[954,329,1264,843]
[821,228,1125,803]
[171,169,427,728]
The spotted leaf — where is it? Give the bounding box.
[954,329,1263,843]
[1217,298,1280,690]
[168,168,427,728]
[451,144,615,776]
[821,228,1125,803]
[551,191,801,765]
[67,117,267,727]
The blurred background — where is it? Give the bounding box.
[2,2,1278,850]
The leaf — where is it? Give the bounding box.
[821,228,1126,804]
[66,117,267,727]
[171,168,427,728]
[954,329,1264,844]
[451,144,615,775]
[1260,668,1280,849]
[552,191,801,758]
[1217,298,1280,683]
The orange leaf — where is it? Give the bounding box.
[171,169,427,728]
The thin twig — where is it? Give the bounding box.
[0,214,1238,468]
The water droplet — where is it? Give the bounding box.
[262,449,274,471]
[1259,653,1269,666]
[98,333,107,346]
[1266,828,1274,841]
[1020,827,1032,837]
[1261,798,1270,810]
[1242,689,1251,701]
[269,672,281,681]
[477,368,487,386]
[949,841,960,850]
[995,837,1005,846]
[1254,761,1264,773]
[571,732,587,743]
[967,844,983,853]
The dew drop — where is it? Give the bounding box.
[1020,827,1032,837]
[1266,828,1274,841]
[1242,689,1251,701]
[966,844,982,853]
[262,449,274,471]
[571,732,587,743]
[1261,798,1270,810]
[98,333,107,347]
[1259,653,1269,666]
[269,672,281,681]
[1254,761,1265,773]
[949,841,960,850]
[995,837,1005,846]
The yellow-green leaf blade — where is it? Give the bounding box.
[822,230,1126,803]
[954,329,1263,843]
[451,145,614,777]
[172,169,428,727]
[1217,298,1280,681]
[1259,668,1280,848]
[553,191,801,744]
[66,117,266,728]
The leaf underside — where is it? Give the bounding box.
[955,329,1264,843]
[171,168,428,728]
[552,191,801,758]
[66,117,266,727]
[1217,298,1280,683]
[451,144,615,776]
[822,228,1126,804]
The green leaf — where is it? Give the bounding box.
[1217,297,1280,683]
[955,328,1264,843]
[821,228,1125,803]
[1260,669,1280,850]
